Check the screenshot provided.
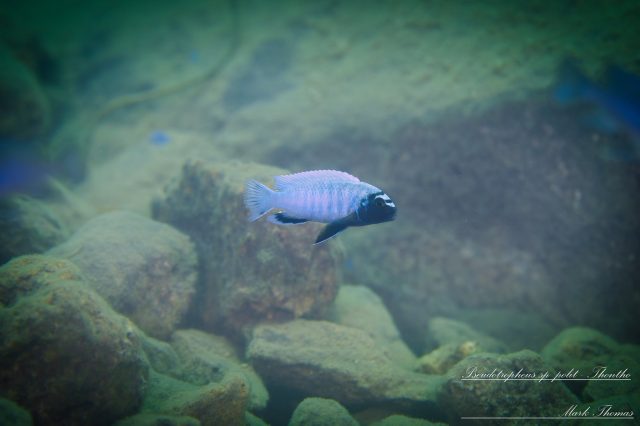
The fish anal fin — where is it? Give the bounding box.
[268,212,309,226]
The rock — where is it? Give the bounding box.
[0,255,149,426]
[0,195,68,265]
[138,333,183,377]
[0,398,33,426]
[327,285,416,369]
[438,350,578,423]
[114,413,200,426]
[152,161,341,334]
[371,414,446,426]
[426,317,507,353]
[48,211,197,339]
[143,370,249,426]
[0,42,51,139]
[245,412,269,426]
[417,342,481,374]
[247,320,444,410]
[541,327,619,372]
[542,327,639,400]
[575,392,639,424]
[288,398,358,426]
[170,329,268,410]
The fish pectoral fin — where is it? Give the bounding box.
[314,221,350,245]
[268,212,309,226]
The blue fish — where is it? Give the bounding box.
[555,61,640,161]
[244,170,396,244]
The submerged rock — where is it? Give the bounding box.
[288,397,358,426]
[114,413,200,426]
[0,398,33,426]
[0,255,149,426]
[0,195,68,265]
[438,350,578,424]
[327,285,416,369]
[142,370,248,426]
[48,211,197,339]
[371,414,446,426]
[542,327,639,400]
[247,320,444,411]
[152,161,341,335]
[170,329,268,410]
[541,327,619,372]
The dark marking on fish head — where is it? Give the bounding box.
[356,191,396,225]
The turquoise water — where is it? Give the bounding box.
[1,0,639,425]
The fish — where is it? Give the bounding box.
[244,170,396,244]
[555,61,640,135]
[554,60,640,161]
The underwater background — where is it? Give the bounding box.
[1,0,639,425]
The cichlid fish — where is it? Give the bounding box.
[244,170,396,244]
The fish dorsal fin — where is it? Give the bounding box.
[274,170,360,190]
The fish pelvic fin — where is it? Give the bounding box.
[244,179,275,222]
[314,213,358,244]
[314,221,350,245]
[268,212,309,226]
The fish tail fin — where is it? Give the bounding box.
[244,179,275,222]
[554,59,590,104]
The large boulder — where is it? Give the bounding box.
[0,255,149,425]
[438,350,578,424]
[152,161,341,335]
[48,211,197,339]
[327,285,416,369]
[247,320,444,412]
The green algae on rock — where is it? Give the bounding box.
[327,285,417,370]
[152,161,341,335]
[438,350,578,424]
[542,327,639,400]
[247,319,444,412]
[48,211,197,339]
[114,413,201,426]
[0,255,149,426]
[371,414,447,426]
[0,398,33,426]
[170,329,268,411]
[141,369,249,426]
[0,195,69,265]
[288,397,358,426]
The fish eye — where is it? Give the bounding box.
[375,197,385,207]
